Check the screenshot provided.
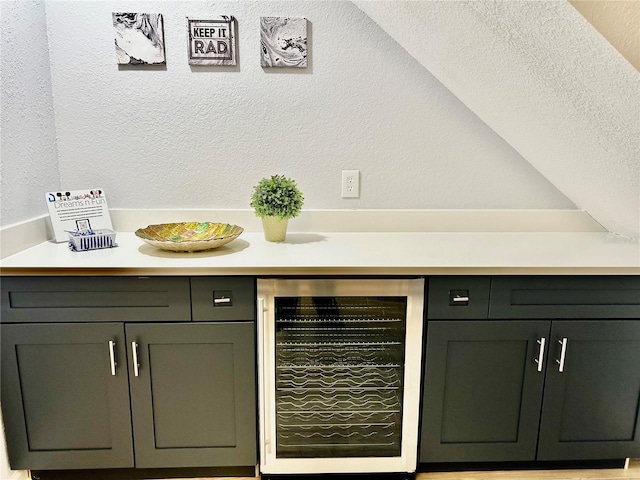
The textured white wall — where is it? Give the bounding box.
[355,1,640,238]
[1,0,60,227]
[41,0,573,213]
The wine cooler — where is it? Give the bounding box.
[257,278,425,475]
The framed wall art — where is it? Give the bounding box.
[113,13,166,65]
[187,16,237,65]
[260,17,308,68]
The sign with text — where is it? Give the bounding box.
[45,189,113,243]
[187,17,237,65]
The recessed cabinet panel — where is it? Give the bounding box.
[1,277,191,323]
[441,339,528,444]
[558,340,639,442]
[149,343,237,448]
[17,343,113,451]
[537,320,640,460]
[0,323,134,470]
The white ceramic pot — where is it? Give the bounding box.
[261,216,288,242]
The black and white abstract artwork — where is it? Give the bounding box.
[113,13,166,65]
[187,16,237,65]
[260,17,307,68]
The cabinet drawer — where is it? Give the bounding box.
[191,277,255,321]
[1,277,191,323]
[427,276,490,319]
[490,276,640,319]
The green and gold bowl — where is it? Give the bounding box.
[135,222,243,252]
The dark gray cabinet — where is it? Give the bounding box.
[420,321,548,462]
[490,276,640,319]
[421,275,640,465]
[0,276,257,473]
[127,323,256,468]
[0,276,191,323]
[191,276,255,321]
[537,320,640,461]
[420,319,640,463]
[1,323,134,470]
[1,321,257,471]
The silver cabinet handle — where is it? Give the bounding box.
[452,296,469,302]
[132,341,140,377]
[535,337,546,372]
[214,297,231,304]
[108,340,117,376]
[556,338,568,372]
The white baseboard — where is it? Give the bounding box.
[8,470,29,480]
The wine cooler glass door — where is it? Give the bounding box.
[258,279,424,475]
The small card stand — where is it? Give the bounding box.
[46,189,113,243]
[67,219,117,252]
[68,229,118,252]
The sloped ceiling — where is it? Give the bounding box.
[354,1,640,239]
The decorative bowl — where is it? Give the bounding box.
[135,222,243,252]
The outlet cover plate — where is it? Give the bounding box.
[341,170,360,198]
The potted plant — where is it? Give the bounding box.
[250,175,304,242]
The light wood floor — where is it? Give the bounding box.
[415,458,640,479]
[167,459,640,480]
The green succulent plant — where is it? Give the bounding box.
[250,175,304,220]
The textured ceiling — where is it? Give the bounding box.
[354,0,640,239]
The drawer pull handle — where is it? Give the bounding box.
[556,338,568,373]
[535,337,546,372]
[214,297,232,304]
[452,296,469,302]
[108,340,117,376]
[132,341,140,377]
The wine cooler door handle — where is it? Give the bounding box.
[535,337,546,372]
[108,340,117,376]
[132,341,140,377]
[556,337,568,373]
[258,298,272,457]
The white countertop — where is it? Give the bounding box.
[1,231,639,275]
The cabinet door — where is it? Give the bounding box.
[420,321,549,463]
[0,323,133,470]
[126,323,257,468]
[537,320,640,461]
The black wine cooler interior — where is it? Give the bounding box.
[274,295,408,459]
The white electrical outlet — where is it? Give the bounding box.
[341,170,360,198]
